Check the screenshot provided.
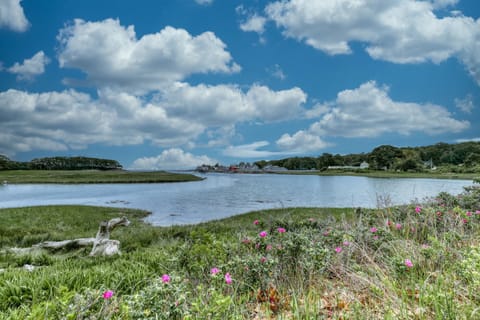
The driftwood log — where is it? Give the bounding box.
[89,216,130,256]
[8,216,130,257]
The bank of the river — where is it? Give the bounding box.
[0,170,202,184]
[278,169,480,180]
[1,184,479,319]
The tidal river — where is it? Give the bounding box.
[0,173,473,226]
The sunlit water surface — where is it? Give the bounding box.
[0,173,473,226]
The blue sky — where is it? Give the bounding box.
[1,0,479,169]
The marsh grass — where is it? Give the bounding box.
[0,170,202,184]
[0,186,479,319]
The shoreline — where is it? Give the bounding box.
[0,169,203,184]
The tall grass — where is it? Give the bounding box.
[0,186,479,319]
[0,170,202,184]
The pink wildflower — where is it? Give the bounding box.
[266,244,273,251]
[210,267,220,275]
[475,210,480,215]
[386,220,392,226]
[370,227,378,233]
[253,219,259,225]
[415,206,422,213]
[463,218,468,224]
[259,231,267,238]
[466,211,472,217]
[405,259,413,268]
[260,256,267,263]
[161,274,171,283]
[102,290,114,300]
[225,272,232,284]
[343,241,351,246]
[373,235,379,240]
[395,223,402,230]
[277,227,286,233]
[335,247,342,253]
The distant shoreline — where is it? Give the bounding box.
[196,169,478,181]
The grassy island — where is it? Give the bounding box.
[1,183,479,319]
[0,170,202,184]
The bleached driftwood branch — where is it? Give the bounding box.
[90,216,130,256]
[7,216,130,257]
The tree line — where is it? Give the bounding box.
[0,155,122,171]
[255,141,480,172]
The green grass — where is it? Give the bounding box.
[0,170,203,184]
[0,186,479,319]
[278,169,479,180]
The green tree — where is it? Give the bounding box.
[368,145,404,170]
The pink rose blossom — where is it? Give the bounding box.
[102,290,114,300]
[405,259,413,268]
[161,274,171,283]
[225,272,232,284]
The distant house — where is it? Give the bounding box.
[328,162,369,170]
[359,161,369,169]
[263,165,288,172]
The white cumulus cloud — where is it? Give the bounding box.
[310,81,469,137]
[0,0,29,32]
[265,0,480,84]
[0,80,306,156]
[131,148,216,170]
[240,14,267,34]
[223,141,289,159]
[455,94,474,114]
[160,82,307,125]
[275,81,470,153]
[7,51,50,81]
[276,130,330,152]
[57,19,240,93]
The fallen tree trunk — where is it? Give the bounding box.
[7,216,130,257]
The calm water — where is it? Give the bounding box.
[0,173,473,226]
